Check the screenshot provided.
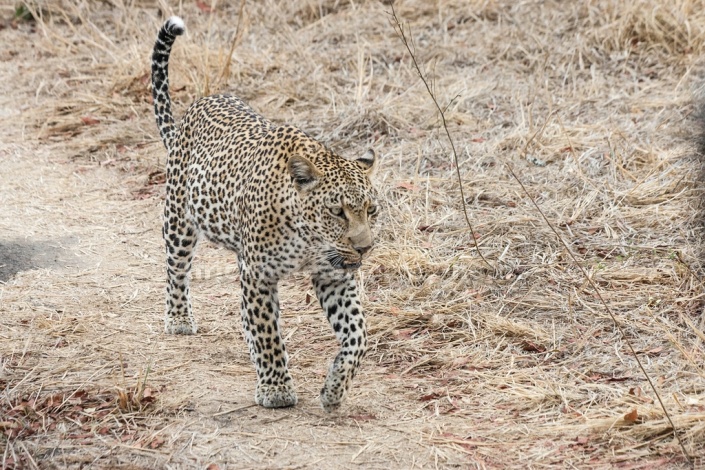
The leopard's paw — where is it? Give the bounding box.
[320,396,342,412]
[164,315,197,335]
[319,382,346,412]
[255,383,298,408]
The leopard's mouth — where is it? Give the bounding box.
[325,250,362,270]
[340,261,362,270]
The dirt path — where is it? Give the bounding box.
[0,142,469,468]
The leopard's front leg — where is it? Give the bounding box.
[313,271,368,411]
[240,270,297,408]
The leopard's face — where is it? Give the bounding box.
[288,149,378,270]
[317,180,379,270]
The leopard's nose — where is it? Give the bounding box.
[355,245,372,256]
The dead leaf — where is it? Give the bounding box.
[46,394,64,408]
[624,408,638,423]
[393,328,416,340]
[149,437,166,449]
[395,181,419,191]
[348,414,376,421]
[627,386,653,404]
[80,116,100,126]
[419,391,443,402]
[196,1,214,13]
[605,376,633,382]
[520,340,546,353]
[417,224,439,232]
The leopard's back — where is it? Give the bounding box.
[180,95,266,235]
[174,95,309,253]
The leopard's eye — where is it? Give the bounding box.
[367,205,378,216]
[331,206,346,219]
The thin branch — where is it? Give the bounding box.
[504,163,692,465]
[389,3,496,274]
[217,0,247,88]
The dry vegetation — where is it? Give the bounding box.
[1,0,705,468]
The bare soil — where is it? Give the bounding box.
[2,1,705,469]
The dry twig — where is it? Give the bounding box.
[388,2,496,274]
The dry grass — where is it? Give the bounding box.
[1,0,705,468]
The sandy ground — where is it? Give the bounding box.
[0,142,456,468]
[2,1,705,469]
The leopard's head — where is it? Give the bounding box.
[288,147,378,270]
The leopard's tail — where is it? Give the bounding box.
[151,16,185,151]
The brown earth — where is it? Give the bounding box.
[1,1,705,468]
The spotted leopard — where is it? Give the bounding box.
[151,17,378,410]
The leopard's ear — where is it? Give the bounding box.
[288,154,322,192]
[356,149,377,177]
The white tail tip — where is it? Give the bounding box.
[166,16,185,35]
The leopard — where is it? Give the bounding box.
[150,16,379,411]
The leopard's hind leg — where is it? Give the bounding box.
[163,155,199,335]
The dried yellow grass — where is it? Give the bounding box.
[1,0,705,468]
